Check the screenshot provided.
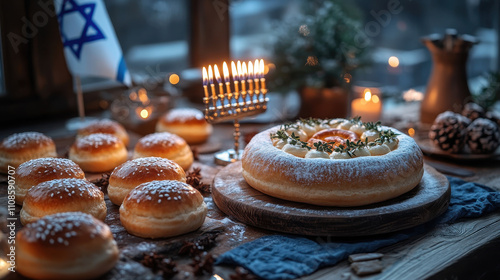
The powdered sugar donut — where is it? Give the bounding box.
[156,108,213,144]
[0,132,57,173]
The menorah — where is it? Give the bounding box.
[202,59,268,165]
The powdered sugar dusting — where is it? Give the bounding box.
[28,178,102,200]
[112,157,183,178]
[21,212,105,244]
[125,180,196,204]
[137,132,185,148]
[162,108,205,123]
[17,158,84,178]
[74,133,121,149]
[80,119,122,132]
[1,132,53,149]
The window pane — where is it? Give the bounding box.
[351,0,498,93]
[106,0,189,82]
[230,0,498,95]
[230,0,302,60]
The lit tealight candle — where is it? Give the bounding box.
[350,89,382,122]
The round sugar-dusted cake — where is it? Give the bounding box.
[241,118,424,207]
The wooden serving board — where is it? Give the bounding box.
[212,162,450,236]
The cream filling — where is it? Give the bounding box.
[351,147,370,157]
[282,144,309,158]
[337,120,353,130]
[330,152,352,159]
[368,144,391,156]
[350,124,366,136]
[305,150,330,159]
[361,130,379,142]
[285,128,308,142]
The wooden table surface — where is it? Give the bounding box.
[1,119,500,280]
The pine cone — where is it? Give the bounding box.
[461,102,485,121]
[429,111,470,153]
[466,118,500,154]
[485,111,500,127]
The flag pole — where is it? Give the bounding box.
[75,75,85,121]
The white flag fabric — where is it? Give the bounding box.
[55,0,131,86]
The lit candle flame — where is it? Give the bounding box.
[259,59,265,78]
[364,90,372,101]
[214,64,222,84]
[202,67,208,86]
[237,61,243,81]
[408,127,415,137]
[140,109,149,119]
[248,61,254,80]
[231,61,238,81]
[222,62,230,83]
[208,65,214,85]
[254,59,259,78]
[242,62,248,80]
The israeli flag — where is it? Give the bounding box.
[55,0,131,86]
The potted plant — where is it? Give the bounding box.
[269,0,371,118]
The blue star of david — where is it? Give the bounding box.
[58,0,106,60]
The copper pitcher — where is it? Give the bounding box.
[420,32,477,124]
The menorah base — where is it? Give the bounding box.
[214,149,245,166]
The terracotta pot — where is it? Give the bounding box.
[420,42,473,124]
[298,87,348,119]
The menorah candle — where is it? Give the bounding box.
[239,61,247,102]
[208,65,217,109]
[231,61,239,94]
[214,64,225,110]
[231,62,240,106]
[223,62,232,98]
[253,59,260,91]
[253,59,260,101]
[247,61,254,102]
[259,59,266,93]
[202,67,209,99]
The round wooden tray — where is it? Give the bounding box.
[212,162,450,236]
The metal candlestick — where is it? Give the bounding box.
[203,60,268,165]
